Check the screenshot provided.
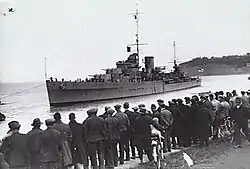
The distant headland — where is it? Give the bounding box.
[179,53,250,76]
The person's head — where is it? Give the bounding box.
[209,94,214,101]
[172,99,177,104]
[218,95,225,102]
[177,99,183,105]
[69,113,76,121]
[87,108,98,116]
[105,106,111,112]
[226,92,232,97]
[45,118,55,127]
[157,99,164,107]
[53,113,61,121]
[247,90,250,96]
[152,117,159,124]
[31,118,43,128]
[123,102,129,109]
[106,108,115,116]
[200,95,207,102]
[232,90,237,96]
[192,95,199,102]
[132,107,139,112]
[235,97,242,107]
[241,91,245,96]
[184,97,191,104]
[114,104,121,111]
[139,107,146,115]
[138,104,145,109]
[151,104,157,112]
[8,121,21,131]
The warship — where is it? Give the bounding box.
[46,7,201,106]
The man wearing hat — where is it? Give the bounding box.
[26,118,43,169]
[157,99,166,112]
[40,119,62,169]
[134,107,156,163]
[123,102,136,159]
[230,90,238,108]
[104,108,120,168]
[1,121,29,169]
[114,104,130,164]
[84,108,105,169]
[99,106,111,119]
[230,97,250,148]
[184,97,191,107]
[68,113,88,169]
[53,113,72,168]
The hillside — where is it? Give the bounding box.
[179,53,250,76]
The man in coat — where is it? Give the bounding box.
[160,108,174,152]
[134,108,156,164]
[123,102,136,159]
[230,97,250,148]
[0,121,29,169]
[53,113,73,168]
[104,108,120,168]
[68,113,88,169]
[26,118,43,169]
[84,108,105,169]
[197,101,213,147]
[114,104,130,164]
[39,119,62,169]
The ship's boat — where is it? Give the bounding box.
[45,7,202,106]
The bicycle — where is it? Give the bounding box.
[151,134,164,169]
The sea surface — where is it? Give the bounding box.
[1,74,250,139]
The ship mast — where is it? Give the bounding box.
[173,41,177,66]
[128,3,147,66]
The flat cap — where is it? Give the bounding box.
[107,108,115,114]
[139,107,146,114]
[45,118,55,125]
[132,107,139,111]
[123,102,129,108]
[138,104,145,108]
[184,97,191,100]
[114,104,121,109]
[157,99,164,103]
[8,121,21,129]
[87,108,98,114]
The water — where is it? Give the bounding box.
[1,74,250,139]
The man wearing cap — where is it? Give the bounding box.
[53,113,72,168]
[104,108,120,168]
[230,90,238,108]
[68,113,88,169]
[99,106,111,119]
[26,118,43,169]
[184,97,191,107]
[134,107,157,163]
[40,119,62,169]
[123,102,136,159]
[0,121,29,169]
[157,99,167,113]
[241,91,249,108]
[114,104,130,164]
[230,97,250,148]
[84,108,105,169]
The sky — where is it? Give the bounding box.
[0,0,249,83]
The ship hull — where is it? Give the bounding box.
[46,79,201,106]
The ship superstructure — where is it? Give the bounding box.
[46,6,201,106]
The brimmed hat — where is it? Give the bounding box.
[31,118,43,126]
[184,97,191,101]
[8,121,21,130]
[157,99,164,103]
[114,104,121,109]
